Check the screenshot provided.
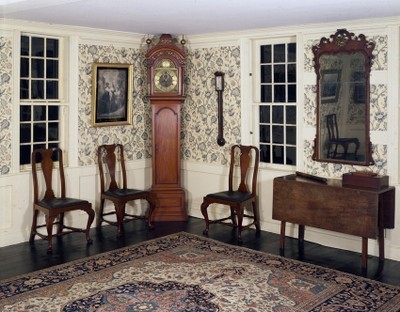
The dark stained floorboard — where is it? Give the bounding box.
[0,217,399,286]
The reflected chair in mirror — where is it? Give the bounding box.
[30,148,95,253]
[200,145,260,242]
[97,144,155,237]
[326,114,360,160]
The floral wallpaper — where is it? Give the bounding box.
[78,44,151,166]
[303,34,389,176]
[77,43,241,167]
[182,46,241,165]
[0,35,12,175]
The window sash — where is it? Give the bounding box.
[253,37,297,168]
[19,33,64,168]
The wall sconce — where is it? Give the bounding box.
[214,71,225,146]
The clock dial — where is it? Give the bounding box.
[154,69,178,92]
[153,59,179,93]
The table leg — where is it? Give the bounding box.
[378,223,385,272]
[378,204,386,262]
[298,225,305,259]
[361,237,368,275]
[280,221,286,256]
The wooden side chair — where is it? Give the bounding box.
[200,144,260,242]
[29,148,95,253]
[97,144,155,237]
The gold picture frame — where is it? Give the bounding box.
[91,63,132,127]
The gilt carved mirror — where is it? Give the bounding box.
[312,29,375,165]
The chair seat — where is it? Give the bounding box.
[104,188,149,199]
[206,191,253,203]
[38,197,90,210]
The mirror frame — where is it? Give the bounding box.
[312,29,375,165]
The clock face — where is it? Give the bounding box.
[153,59,179,93]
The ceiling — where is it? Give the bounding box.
[2,0,400,35]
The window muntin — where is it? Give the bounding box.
[19,34,62,166]
[257,40,297,166]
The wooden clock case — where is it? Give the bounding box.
[146,34,187,221]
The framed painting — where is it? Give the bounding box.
[91,63,132,127]
[320,70,341,104]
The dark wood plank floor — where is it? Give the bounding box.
[1,217,400,286]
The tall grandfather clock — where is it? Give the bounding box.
[146,34,187,221]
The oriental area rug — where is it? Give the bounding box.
[1,232,400,311]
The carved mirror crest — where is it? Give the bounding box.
[312,29,375,165]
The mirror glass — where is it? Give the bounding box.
[312,29,375,165]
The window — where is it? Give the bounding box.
[255,39,296,166]
[19,34,62,166]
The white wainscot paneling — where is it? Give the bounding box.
[0,173,33,247]
[0,185,12,230]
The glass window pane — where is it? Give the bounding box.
[20,124,31,143]
[46,60,58,78]
[20,58,29,77]
[272,125,283,144]
[286,146,296,165]
[286,106,296,124]
[260,144,270,163]
[288,85,296,102]
[273,44,285,63]
[287,43,296,62]
[32,80,44,99]
[259,125,270,143]
[32,37,44,57]
[46,38,59,58]
[272,106,283,123]
[33,106,46,121]
[288,64,296,82]
[31,59,44,78]
[261,85,272,103]
[48,145,59,161]
[20,79,29,99]
[274,65,286,83]
[272,145,284,164]
[46,81,59,99]
[20,105,31,121]
[48,106,59,120]
[33,123,46,142]
[49,142,59,149]
[259,106,270,123]
[20,145,31,165]
[261,65,271,83]
[260,45,271,63]
[286,126,296,145]
[48,123,59,141]
[21,36,29,56]
[274,85,286,102]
